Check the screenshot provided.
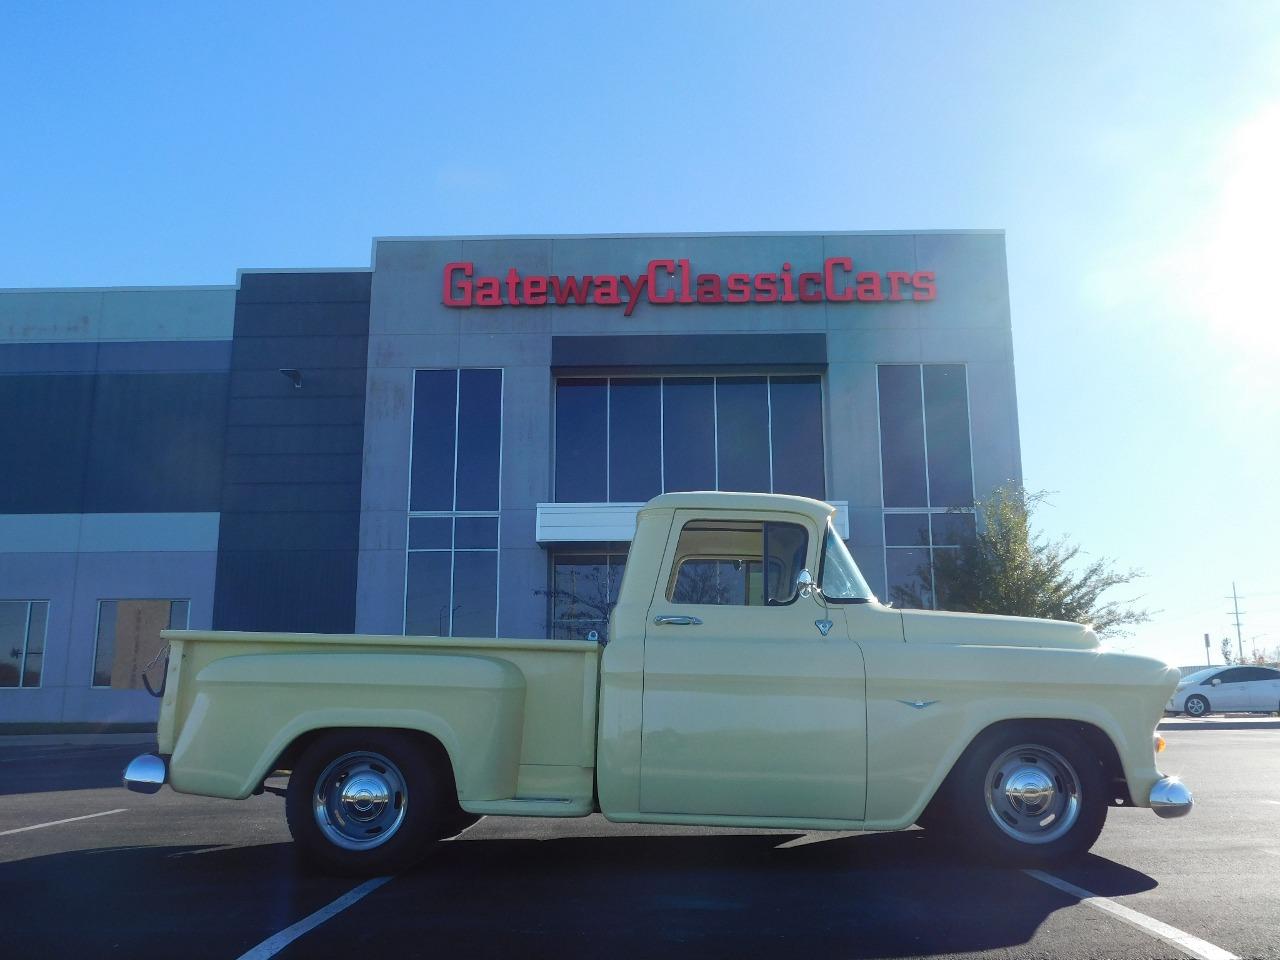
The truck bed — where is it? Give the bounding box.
[157,630,600,814]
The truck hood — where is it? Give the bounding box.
[897,607,1100,651]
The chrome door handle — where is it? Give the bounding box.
[653,615,703,626]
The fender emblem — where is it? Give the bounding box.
[815,619,833,637]
[896,699,939,710]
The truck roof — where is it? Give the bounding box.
[640,491,837,525]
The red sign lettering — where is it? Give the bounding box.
[440,259,936,309]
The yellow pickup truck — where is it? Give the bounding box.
[123,492,1191,874]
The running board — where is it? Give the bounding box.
[460,797,594,818]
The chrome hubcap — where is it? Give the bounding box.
[312,751,407,850]
[1187,699,1205,716]
[984,744,1081,845]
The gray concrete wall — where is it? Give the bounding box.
[358,232,1021,638]
[0,287,233,725]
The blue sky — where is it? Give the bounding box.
[2,2,1277,665]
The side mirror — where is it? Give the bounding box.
[1211,677,1222,686]
[795,569,822,600]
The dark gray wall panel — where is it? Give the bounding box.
[214,271,370,634]
[96,340,232,373]
[213,550,359,632]
[83,373,227,513]
[551,333,827,370]
[221,483,363,513]
[237,271,371,304]
[0,342,98,374]
[0,374,94,512]
[224,424,364,456]
[233,301,372,337]
[230,335,369,371]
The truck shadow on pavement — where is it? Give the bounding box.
[2,827,1158,959]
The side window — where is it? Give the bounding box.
[666,519,808,606]
[1214,668,1247,684]
[1238,667,1277,682]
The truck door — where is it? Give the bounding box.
[639,510,867,821]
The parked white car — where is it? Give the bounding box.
[1168,666,1280,717]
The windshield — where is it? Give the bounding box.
[1177,667,1220,685]
[820,521,875,602]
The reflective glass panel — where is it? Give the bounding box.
[405,551,452,636]
[878,366,927,507]
[608,379,662,502]
[931,512,977,546]
[410,370,458,511]
[23,601,47,687]
[454,516,499,549]
[0,602,27,688]
[662,378,716,493]
[716,377,770,493]
[551,555,614,641]
[555,379,607,502]
[769,376,825,499]
[409,516,453,550]
[456,369,502,511]
[923,365,975,508]
[886,548,933,609]
[885,513,931,546]
[451,551,498,638]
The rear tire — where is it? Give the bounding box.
[1184,694,1210,718]
[285,730,447,876]
[941,723,1107,867]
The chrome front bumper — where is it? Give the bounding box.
[122,754,168,795]
[1150,776,1192,818]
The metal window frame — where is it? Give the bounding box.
[0,600,49,690]
[404,368,505,639]
[88,598,190,689]
[553,372,827,503]
[546,550,628,642]
[876,363,977,609]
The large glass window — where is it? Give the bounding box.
[548,553,627,642]
[411,369,503,512]
[406,516,499,637]
[92,599,188,689]
[878,364,976,609]
[0,600,48,688]
[555,375,824,502]
[407,369,503,637]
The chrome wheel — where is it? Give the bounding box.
[312,751,408,850]
[983,744,1081,845]
[1185,695,1209,717]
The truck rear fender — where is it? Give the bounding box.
[167,652,526,801]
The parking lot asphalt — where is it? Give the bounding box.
[1,731,1277,960]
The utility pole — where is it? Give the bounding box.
[1227,582,1246,662]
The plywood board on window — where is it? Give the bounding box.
[109,600,170,690]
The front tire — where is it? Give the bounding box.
[943,724,1107,867]
[1184,694,1210,718]
[286,730,446,875]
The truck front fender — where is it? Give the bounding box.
[168,652,526,800]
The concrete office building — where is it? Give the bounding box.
[0,231,1021,728]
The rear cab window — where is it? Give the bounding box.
[666,519,808,606]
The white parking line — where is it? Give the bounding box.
[234,876,393,960]
[1025,869,1238,960]
[0,808,127,837]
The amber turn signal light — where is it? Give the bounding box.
[1154,734,1166,753]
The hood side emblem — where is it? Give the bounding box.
[815,619,833,637]
[896,699,939,710]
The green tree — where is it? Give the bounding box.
[891,485,1151,637]
[1220,637,1234,665]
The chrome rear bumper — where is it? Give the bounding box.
[1150,776,1192,818]
[122,754,168,795]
